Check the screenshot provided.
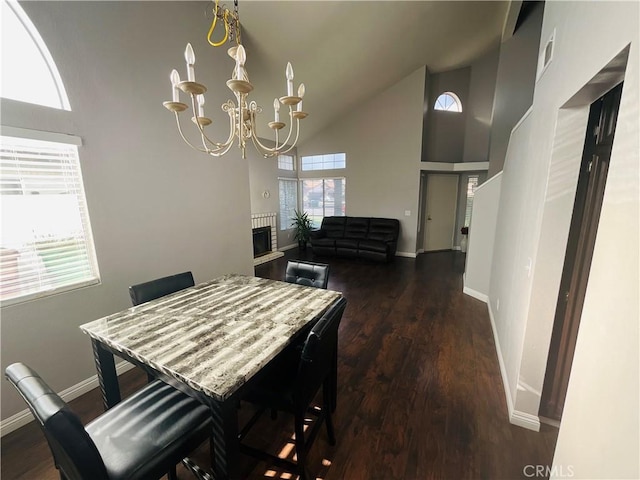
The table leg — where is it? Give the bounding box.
[91,339,121,410]
[209,397,241,480]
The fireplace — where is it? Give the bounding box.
[252,226,272,258]
[251,212,284,266]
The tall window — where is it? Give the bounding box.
[1,133,100,303]
[278,178,298,230]
[1,4,97,304]
[434,92,462,113]
[300,153,346,171]
[464,175,479,227]
[301,178,346,228]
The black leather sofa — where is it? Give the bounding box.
[309,216,400,262]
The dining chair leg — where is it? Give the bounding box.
[294,415,308,480]
[168,465,178,480]
[323,380,336,445]
[331,346,338,412]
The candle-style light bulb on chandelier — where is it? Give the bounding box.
[163,0,308,159]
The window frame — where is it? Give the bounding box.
[434,92,463,113]
[300,177,346,228]
[0,126,100,306]
[1,0,71,110]
[300,152,346,172]
[277,154,295,171]
[464,175,479,227]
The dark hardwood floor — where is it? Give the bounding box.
[1,250,558,479]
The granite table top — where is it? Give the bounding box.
[80,274,342,402]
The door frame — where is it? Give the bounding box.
[423,173,459,252]
[539,82,624,422]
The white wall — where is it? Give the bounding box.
[488,108,538,427]
[531,2,638,477]
[298,67,425,256]
[463,46,500,164]
[487,1,543,177]
[463,172,501,301]
[1,1,254,421]
[422,67,470,163]
[486,1,638,475]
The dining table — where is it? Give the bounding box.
[79,273,343,480]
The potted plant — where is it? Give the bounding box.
[291,209,313,250]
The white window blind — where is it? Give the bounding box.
[464,176,479,227]
[1,134,99,304]
[278,178,298,230]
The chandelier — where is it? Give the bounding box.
[163,0,307,159]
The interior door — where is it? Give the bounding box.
[539,82,623,422]
[424,174,459,251]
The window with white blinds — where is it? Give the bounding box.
[277,154,294,171]
[0,134,100,304]
[278,178,298,230]
[464,175,479,227]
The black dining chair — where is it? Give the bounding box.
[238,297,347,480]
[5,362,211,480]
[128,271,195,306]
[128,271,196,383]
[284,260,330,289]
[283,259,334,410]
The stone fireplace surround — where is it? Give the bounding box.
[251,212,284,266]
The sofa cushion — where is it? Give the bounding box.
[336,247,358,257]
[359,249,389,262]
[344,217,369,239]
[335,238,359,249]
[312,237,336,248]
[368,218,399,242]
[321,217,347,238]
[358,239,388,254]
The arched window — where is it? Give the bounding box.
[1,0,71,110]
[434,92,462,113]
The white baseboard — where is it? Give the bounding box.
[463,285,488,303]
[487,303,540,432]
[1,361,135,437]
[510,409,541,431]
[396,251,417,258]
[279,243,298,252]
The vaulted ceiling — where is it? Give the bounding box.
[234,1,510,143]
